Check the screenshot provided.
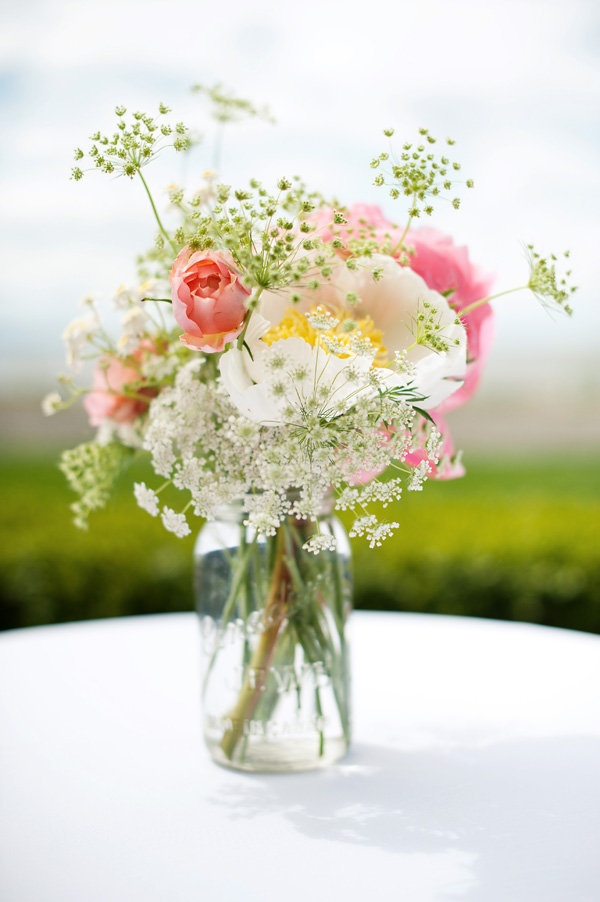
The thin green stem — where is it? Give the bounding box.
[212,122,225,171]
[459,285,528,318]
[390,213,414,257]
[236,288,263,349]
[136,169,179,254]
[220,526,289,760]
[314,685,325,757]
[204,537,258,686]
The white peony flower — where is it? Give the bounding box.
[259,255,467,410]
[219,314,375,426]
[220,254,467,427]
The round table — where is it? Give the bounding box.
[1,612,599,901]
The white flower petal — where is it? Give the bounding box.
[259,255,468,410]
[220,324,373,426]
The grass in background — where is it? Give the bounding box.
[1,450,598,633]
[353,457,600,631]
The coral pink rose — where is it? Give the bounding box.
[169,247,251,353]
[406,227,494,412]
[84,352,156,427]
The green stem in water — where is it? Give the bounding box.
[204,537,258,687]
[218,515,351,762]
[220,527,290,760]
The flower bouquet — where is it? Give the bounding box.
[47,86,574,771]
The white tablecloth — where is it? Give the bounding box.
[1,612,599,902]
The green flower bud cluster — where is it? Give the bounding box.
[526,245,576,316]
[371,127,473,219]
[60,442,132,529]
[169,175,335,297]
[191,82,275,125]
[71,105,190,181]
[413,301,461,354]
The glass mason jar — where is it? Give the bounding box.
[194,500,352,773]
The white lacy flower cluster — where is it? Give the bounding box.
[137,347,442,548]
[60,280,169,373]
[49,279,186,445]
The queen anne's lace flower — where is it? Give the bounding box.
[134,482,159,517]
[160,506,191,538]
[303,533,337,554]
[63,313,99,372]
[42,392,62,416]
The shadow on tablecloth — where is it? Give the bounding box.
[207,736,600,900]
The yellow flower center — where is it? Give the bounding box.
[262,307,388,366]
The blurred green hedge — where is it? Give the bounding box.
[1,452,599,633]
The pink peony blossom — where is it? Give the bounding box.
[350,414,464,486]
[309,206,494,413]
[308,208,495,474]
[169,247,251,353]
[309,203,404,259]
[84,353,156,427]
[406,227,495,412]
[403,413,466,480]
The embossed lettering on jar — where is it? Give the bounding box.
[194,499,352,772]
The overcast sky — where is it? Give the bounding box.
[1,0,598,402]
